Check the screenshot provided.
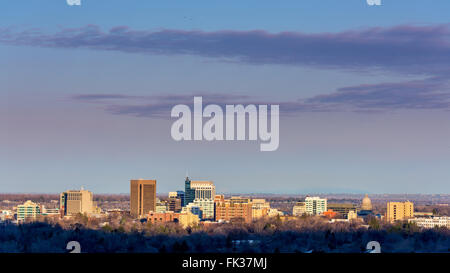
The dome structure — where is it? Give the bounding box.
[361,194,372,211]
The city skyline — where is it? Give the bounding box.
[2,1,450,194]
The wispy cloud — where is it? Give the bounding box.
[1,24,449,75]
[72,76,450,118]
[3,24,449,116]
[307,77,450,111]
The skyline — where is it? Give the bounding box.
[1,1,450,194]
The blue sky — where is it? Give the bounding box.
[1,1,450,194]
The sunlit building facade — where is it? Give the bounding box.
[130,179,156,218]
[17,200,41,221]
[386,201,414,222]
[305,197,327,215]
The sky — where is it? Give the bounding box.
[1,0,450,194]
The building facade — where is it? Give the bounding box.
[386,201,414,222]
[327,203,358,219]
[60,188,96,216]
[176,190,185,208]
[190,199,214,220]
[215,197,253,223]
[252,199,270,219]
[408,216,450,229]
[147,211,199,228]
[184,177,196,206]
[168,192,182,213]
[17,200,41,221]
[305,197,327,215]
[191,180,216,200]
[292,202,306,216]
[130,179,157,218]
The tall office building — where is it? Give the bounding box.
[191,181,215,200]
[184,176,215,206]
[386,201,414,222]
[184,177,196,206]
[130,179,156,218]
[60,188,96,216]
[176,190,185,207]
[168,192,182,213]
[305,196,327,215]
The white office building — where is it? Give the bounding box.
[408,216,450,229]
[305,197,327,215]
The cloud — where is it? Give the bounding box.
[3,24,449,116]
[307,77,450,111]
[72,76,450,118]
[1,24,450,75]
[72,93,255,118]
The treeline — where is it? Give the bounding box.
[0,217,448,253]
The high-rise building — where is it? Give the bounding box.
[176,190,185,207]
[386,201,414,222]
[17,200,41,221]
[215,196,253,223]
[184,176,215,206]
[184,177,196,206]
[191,181,215,200]
[305,197,327,215]
[60,188,96,216]
[168,192,182,213]
[130,179,156,218]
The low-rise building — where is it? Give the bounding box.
[147,211,199,228]
[252,199,270,219]
[267,208,283,217]
[408,216,450,229]
[327,203,358,219]
[155,199,168,213]
[292,202,306,216]
[323,209,337,219]
[347,210,358,221]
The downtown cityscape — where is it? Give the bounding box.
[0,177,449,253]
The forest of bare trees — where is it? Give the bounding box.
[0,216,448,253]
